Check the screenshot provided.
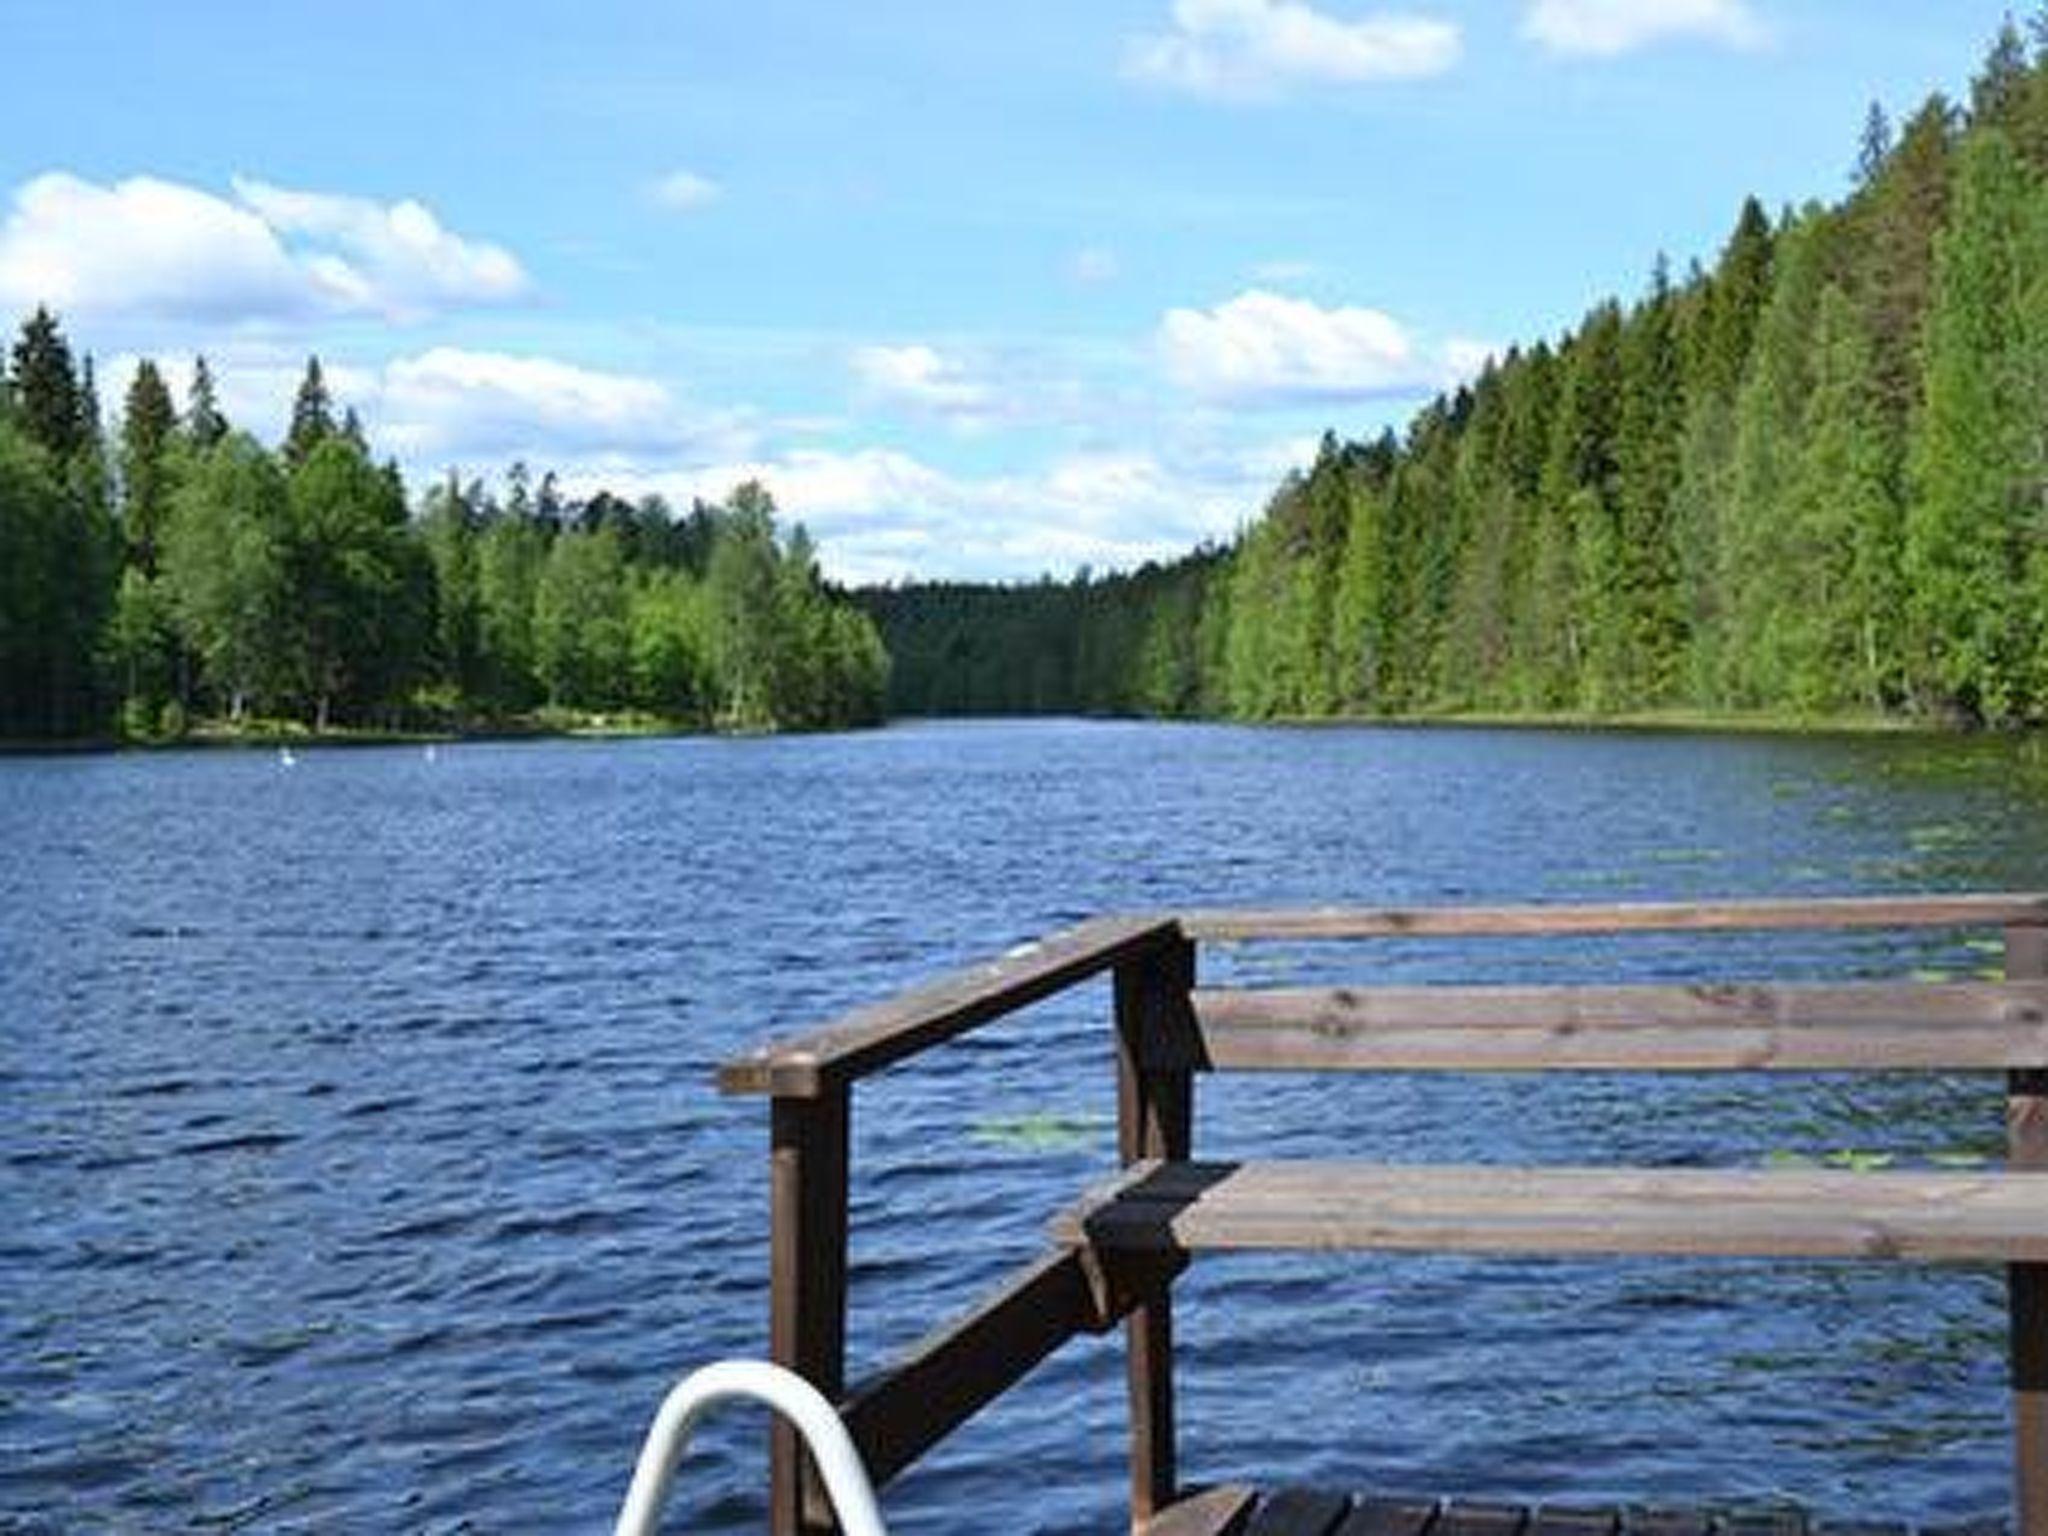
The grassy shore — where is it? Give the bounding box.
[1315,705,1943,737]
[0,708,734,755]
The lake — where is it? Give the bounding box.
[5,718,2047,1532]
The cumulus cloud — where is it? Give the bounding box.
[647,169,721,211]
[1160,288,1451,402]
[230,177,526,317]
[1522,0,1766,56]
[103,343,753,471]
[850,343,998,427]
[1127,0,1460,100]
[0,171,528,326]
[375,348,706,459]
[554,439,1296,585]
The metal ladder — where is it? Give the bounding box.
[615,1360,889,1536]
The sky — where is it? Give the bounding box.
[0,1,2022,583]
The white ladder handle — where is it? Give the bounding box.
[614,1360,890,1536]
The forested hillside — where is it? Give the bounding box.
[0,319,887,740]
[869,20,2048,729]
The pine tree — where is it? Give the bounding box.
[1789,285,1901,709]
[284,356,334,465]
[1724,211,1832,705]
[186,356,228,448]
[1857,101,1894,187]
[1613,257,1688,701]
[1904,129,2044,723]
[1973,17,2030,127]
[120,360,178,574]
[1860,97,1958,429]
[9,307,86,459]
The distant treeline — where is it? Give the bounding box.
[0,319,886,739]
[867,20,2048,730]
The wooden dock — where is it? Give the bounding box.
[716,894,2048,1535]
[1147,1488,2009,1536]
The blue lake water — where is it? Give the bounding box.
[4,719,2048,1532]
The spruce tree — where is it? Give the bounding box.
[120,360,177,574]
[1904,129,2043,722]
[9,307,85,459]
[1973,17,2030,127]
[284,356,334,465]
[1614,258,1688,701]
[186,356,228,448]
[1857,101,1894,187]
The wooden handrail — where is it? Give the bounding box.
[719,914,1182,1097]
[1179,893,2048,941]
[722,895,2048,1534]
[1176,979,2048,1073]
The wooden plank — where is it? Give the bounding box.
[770,1090,849,1536]
[2008,922,2048,1536]
[838,1249,1117,1488]
[1246,1490,1356,1536]
[1436,1502,1530,1536]
[1337,1498,1441,1536]
[1721,1513,1805,1536]
[1179,894,2048,943]
[1119,936,1199,1527]
[1179,982,2048,1075]
[1055,1160,2048,1263]
[719,914,1183,1096]
[1524,1509,1620,1536]
[1143,1486,1261,1536]
[1622,1511,1714,1536]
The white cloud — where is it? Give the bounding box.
[850,343,997,427]
[1160,288,1443,402]
[648,169,722,211]
[556,439,1296,584]
[375,348,706,459]
[230,177,526,317]
[0,171,529,326]
[1522,0,1766,56]
[103,344,753,469]
[1127,0,1460,100]
[0,174,319,323]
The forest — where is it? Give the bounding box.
[869,18,2048,731]
[0,321,888,740]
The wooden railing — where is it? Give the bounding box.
[717,895,2048,1536]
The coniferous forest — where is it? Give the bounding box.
[869,20,2048,731]
[0,319,888,740]
[13,22,2048,743]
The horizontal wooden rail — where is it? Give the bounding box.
[1179,894,2048,943]
[837,1248,1151,1490]
[720,915,1182,1097]
[1175,980,2048,1073]
[1057,1160,2048,1263]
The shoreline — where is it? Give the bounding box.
[0,712,871,757]
[2,704,2026,756]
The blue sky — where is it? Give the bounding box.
[0,1,2019,581]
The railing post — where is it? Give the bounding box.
[770,1087,851,1536]
[1115,931,1197,1531]
[2008,922,2048,1536]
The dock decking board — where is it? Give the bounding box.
[1143,1492,2006,1536]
